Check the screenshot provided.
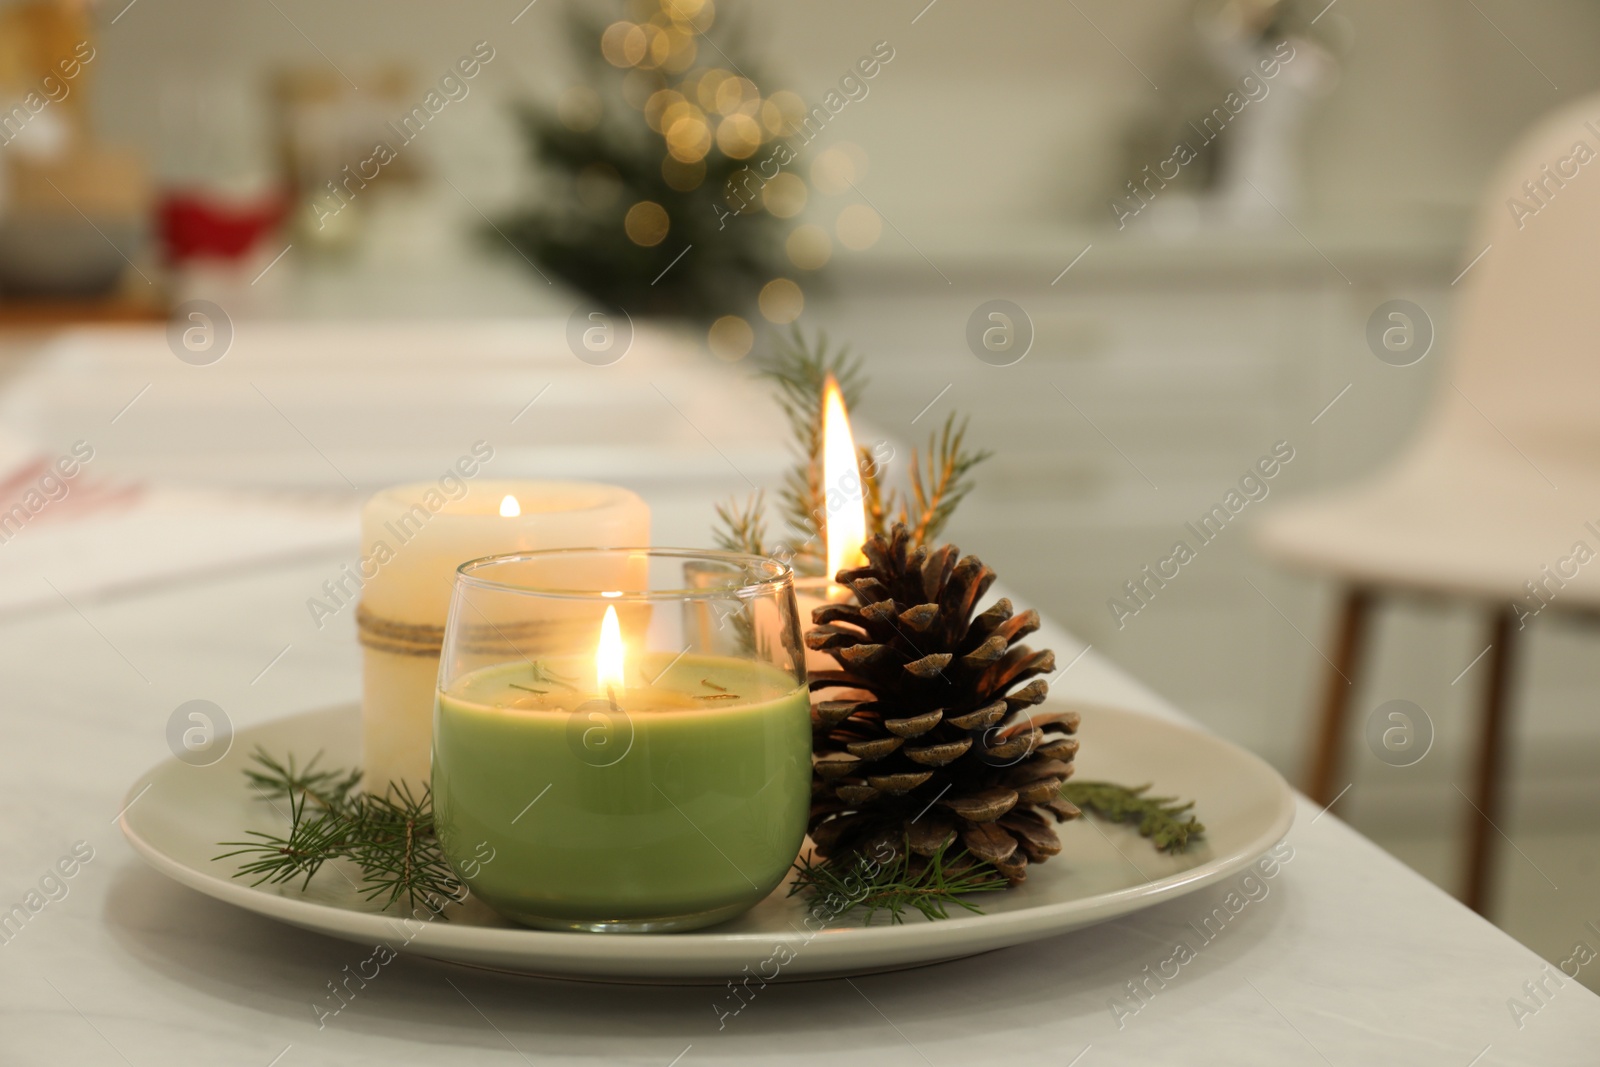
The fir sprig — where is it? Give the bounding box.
[712,490,768,556]
[714,327,990,575]
[900,411,992,547]
[789,839,1010,924]
[242,749,360,810]
[791,783,1206,923]
[1062,781,1206,853]
[756,326,868,460]
[216,749,463,914]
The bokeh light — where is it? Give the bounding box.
[659,99,703,129]
[759,278,804,324]
[786,224,832,270]
[714,76,758,117]
[665,114,712,162]
[634,23,676,71]
[644,89,686,132]
[662,0,714,33]
[767,90,807,137]
[662,31,697,73]
[762,172,807,218]
[696,69,731,111]
[601,22,648,67]
[836,203,882,250]
[708,315,754,361]
[625,201,671,246]
[715,113,762,159]
[812,144,865,195]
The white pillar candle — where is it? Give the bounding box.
[357,479,649,792]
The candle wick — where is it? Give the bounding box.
[508,683,547,695]
[700,678,729,692]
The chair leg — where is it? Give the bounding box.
[1305,586,1373,808]
[1463,608,1518,916]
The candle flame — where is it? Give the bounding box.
[595,604,625,692]
[821,374,868,579]
[499,494,521,518]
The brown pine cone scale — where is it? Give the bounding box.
[805,524,1079,884]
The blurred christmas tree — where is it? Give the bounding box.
[492,0,815,351]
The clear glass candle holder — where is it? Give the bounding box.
[790,575,855,674]
[432,548,809,933]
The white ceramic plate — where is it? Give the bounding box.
[120,703,1293,983]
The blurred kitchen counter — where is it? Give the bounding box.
[139,208,1470,324]
[830,214,1466,292]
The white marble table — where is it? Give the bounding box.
[1,323,1596,1065]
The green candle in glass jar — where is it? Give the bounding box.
[433,617,811,933]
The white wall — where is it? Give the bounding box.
[80,0,1600,234]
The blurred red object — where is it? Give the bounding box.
[158,190,285,263]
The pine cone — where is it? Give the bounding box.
[806,524,1080,884]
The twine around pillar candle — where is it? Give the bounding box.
[356,604,446,658]
[359,603,584,659]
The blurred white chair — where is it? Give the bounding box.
[1257,93,1600,916]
